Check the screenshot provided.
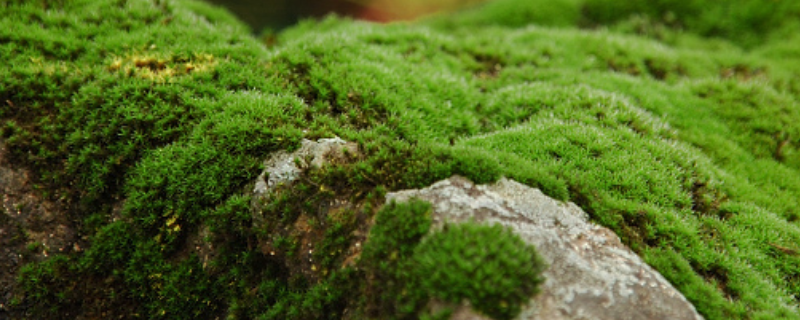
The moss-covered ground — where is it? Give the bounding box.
[2,0,800,319]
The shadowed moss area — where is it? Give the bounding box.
[2,0,800,319]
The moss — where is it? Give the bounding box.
[426,0,583,29]
[355,199,433,319]
[581,0,800,48]
[413,223,546,320]
[3,0,800,319]
[355,202,547,320]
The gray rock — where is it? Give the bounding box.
[387,175,704,320]
[253,137,357,197]
[251,136,359,230]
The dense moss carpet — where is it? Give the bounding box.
[2,0,800,319]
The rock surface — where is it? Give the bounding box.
[387,176,704,320]
[253,137,357,198]
[251,136,360,230]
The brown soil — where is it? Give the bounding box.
[0,140,81,319]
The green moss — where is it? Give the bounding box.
[426,0,583,29]
[4,0,800,319]
[352,200,547,320]
[413,223,546,320]
[356,199,433,319]
[354,202,547,320]
[581,0,800,48]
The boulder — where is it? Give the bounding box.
[387,176,704,320]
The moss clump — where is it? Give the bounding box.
[355,200,546,320]
[357,199,433,318]
[413,223,546,320]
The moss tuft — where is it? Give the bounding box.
[357,199,433,318]
[413,222,547,320]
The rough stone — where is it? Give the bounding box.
[252,137,358,198]
[251,136,359,229]
[387,175,704,320]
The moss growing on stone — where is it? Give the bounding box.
[356,202,547,320]
[2,0,800,319]
[413,223,546,320]
[356,199,433,318]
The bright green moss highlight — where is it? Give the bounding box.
[356,201,547,320]
[413,223,546,320]
[3,0,800,319]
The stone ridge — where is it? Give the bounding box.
[388,176,703,320]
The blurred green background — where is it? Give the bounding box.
[201,0,800,49]
[203,0,487,32]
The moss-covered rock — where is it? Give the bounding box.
[1,0,800,319]
[412,222,546,320]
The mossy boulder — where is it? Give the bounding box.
[1,0,800,319]
[388,175,705,319]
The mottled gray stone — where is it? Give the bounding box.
[387,175,704,320]
[251,136,359,230]
[253,137,355,197]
